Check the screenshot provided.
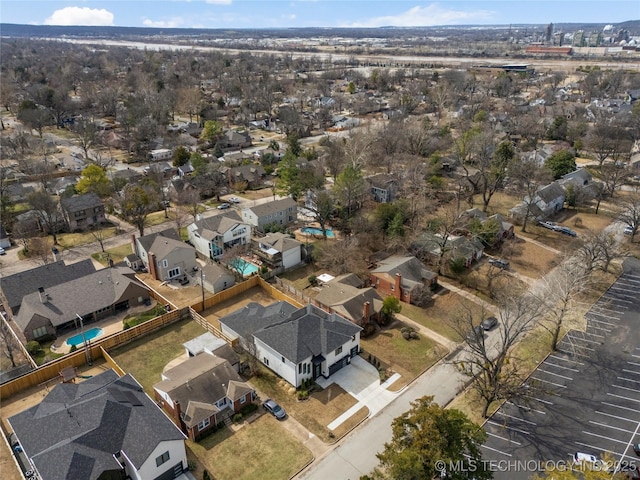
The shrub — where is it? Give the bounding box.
[203,471,212,480]
[297,390,309,401]
[308,275,317,286]
[239,403,258,416]
[232,413,243,423]
[69,345,78,353]
[402,331,411,340]
[26,341,41,355]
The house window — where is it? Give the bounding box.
[298,364,302,374]
[263,357,269,366]
[352,335,356,342]
[335,346,343,356]
[155,451,170,467]
[197,417,211,431]
[32,326,48,339]
[281,356,285,363]
[168,267,180,278]
[162,259,169,268]
[240,395,246,404]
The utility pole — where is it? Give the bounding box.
[200,269,206,310]
[75,313,92,366]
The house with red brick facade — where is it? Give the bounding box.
[153,354,255,441]
[369,255,438,305]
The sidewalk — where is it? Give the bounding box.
[437,279,500,316]
[394,313,458,351]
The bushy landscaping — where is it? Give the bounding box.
[122,304,167,329]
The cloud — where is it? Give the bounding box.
[44,6,114,26]
[205,0,233,4]
[345,3,494,28]
[142,17,185,28]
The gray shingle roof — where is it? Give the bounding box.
[60,193,103,213]
[8,370,185,480]
[191,211,244,241]
[258,232,302,253]
[244,197,296,218]
[218,301,298,341]
[14,269,149,330]
[1,259,96,312]
[253,304,361,363]
[370,255,437,288]
[136,229,182,255]
[315,283,382,323]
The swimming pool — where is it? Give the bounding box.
[301,227,335,238]
[231,258,259,276]
[66,327,104,347]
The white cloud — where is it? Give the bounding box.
[142,17,185,28]
[44,6,114,26]
[205,0,233,4]
[345,4,494,28]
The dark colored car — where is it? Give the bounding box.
[467,325,485,344]
[558,226,577,237]
[263,399,286,419]
[633,443,640,457]
[488,258,509,270]
[481,316,498,331]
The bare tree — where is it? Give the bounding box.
[510,157,553,232]
[576,231,619,273]
[0,316,21,368]
[450,293,544,418]
[618,193,640,241]
[27,190,62,244]
[29,236,54,265]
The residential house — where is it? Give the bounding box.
[8,369,188,480]
[182,332,239,370]
[60,193,106,231]
[187,211,251,259]
[14,268,150,341]
[224,164,267,190]
[557,167,600,200]
[0,259,96,318]
[315,274,383,326]
[367,173,399,203]
[148,148,173,162]
[242,197,297,232]
[133,229,197,282]
[219,130,252,151]
[154,354,255,440]
[177,161,194,178]
[369,255,437,305]
[411,233,485,268]
[219,302,361,388]
[200,262,236,294]
[168,178,200,203]
[461,208,515,245]
[510,181,566,222]
[0,224,10,249]
[253,232,303,270]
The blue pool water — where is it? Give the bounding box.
[301,227,335,238]
[66,327,103,347]
[231,258,259,276]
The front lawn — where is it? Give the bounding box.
[249,366,365,442]
[360,322,446,385]
[57,226,119,249]
[91,243,133,266]
[109,318,206,393]
[187,415,312,480]
[145,210,176,227]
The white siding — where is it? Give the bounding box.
[254,338,297,386]
[281,246,301,270]
[127,440,186,480]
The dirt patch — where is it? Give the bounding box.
[136,273,204,308]
[202,286,279,329]
[500,237,559,278]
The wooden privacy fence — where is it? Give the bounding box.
[189,308,237,347]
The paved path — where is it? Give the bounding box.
[394,313,458,351]
[517,232,562,255]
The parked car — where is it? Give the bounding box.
[633,443,640,456]
[539,221,560,231]
[229,196,240,204]
[573,452,601,467]
[624,225,634,235]
[558,226,577,237]
[217,203,231,210]
[481,316,498,331]
[488,258,509,270]
[263,399,286,420]
[466,325,485,344]
[0,247,5,255]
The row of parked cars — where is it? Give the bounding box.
[539,221,578,237]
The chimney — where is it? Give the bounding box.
[174,400,182,426]
[363,301,370,322]
[38,287,46,303]
[394,273,402,300]
[130,234,137,256]
[148,252,158,280]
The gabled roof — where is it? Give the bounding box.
[60,193,103,213]
[315,283,382,323]
[200,262,235,283]
[8,370,185,480]
[243,197,297,218]
[191,211,245,241]
[14,269,149,330]
[370,255,437,288]
[147,235,194,261]
[154,354,250,428]
[228,164,266,183]
[219,301,299,341]
[1,259,96,311]
[253,304,362,363]
[536,181,566,204]
[258,232,302,254]
[136,228,183,255]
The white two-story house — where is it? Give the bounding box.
[187,211,252,259]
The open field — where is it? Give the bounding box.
[109,318,206,393]
[187,414,312,480]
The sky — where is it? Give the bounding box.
[0,1,637,29]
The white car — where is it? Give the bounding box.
[573,452,600,466]
[228,196,240,204]
[624,225,634,235]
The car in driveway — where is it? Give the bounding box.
[263,399,286,420]
[488,258,509,269]
[228,196,240,204]
[466,325,485,344]
[539,221,560,231]
[217,203,231,210]
[0,247,5,255]
[558,226,577,237]
[481,316,498,331]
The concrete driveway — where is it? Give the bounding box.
[316,355,401,431]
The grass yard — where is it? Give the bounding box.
[360,322,447,384]
[249,367,365,442]
[91,243,133,266]
[57,226,119,249]
[497,237,559,279]
[187,415,312,480]
[278,264,319,292]
[109,318,206,393]
[238,188,275,201]
[402,292,488,342]
[145,210,177,227]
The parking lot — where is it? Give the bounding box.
[481,257,640,480]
